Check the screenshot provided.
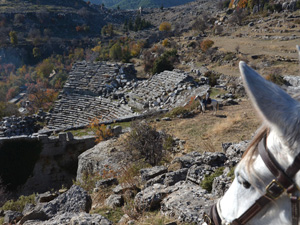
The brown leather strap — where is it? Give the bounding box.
[208,136,300,225]
[231,195,271,225]
[290,195,299,225]
[232,137,300,225]
[210,203,222,225]
[258,138,295,190]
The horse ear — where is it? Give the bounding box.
[239,61,300,145]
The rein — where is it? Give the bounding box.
[204,136,300,225]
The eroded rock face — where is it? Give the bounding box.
[23,212,112,225]
[20,185,92,224]
[140,166,168,182]
[161,182,213,224]
[76,138,128,183]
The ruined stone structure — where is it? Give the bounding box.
[0,133,95,196]
[47,61,206,131]
[47,61,138,130]
[128,70,200,110]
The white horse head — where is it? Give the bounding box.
[215,61,300,225]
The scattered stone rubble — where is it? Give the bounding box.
[3,185,112,225]
[0,110,50,137]
[132,140,248,224]
[1,132,249,224]
[128,70,202,111]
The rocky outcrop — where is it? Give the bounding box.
[0,133,95,196]
[22,212,112,225]
[132,141,247,224]
[17,185,113,225]
[76,137,128,182]
[20,185,92,224]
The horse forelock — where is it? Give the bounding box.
[241,126,269,182]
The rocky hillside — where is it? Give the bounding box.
[86,0,196,9]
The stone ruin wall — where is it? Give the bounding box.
[0,133,95,196]
[46,61,210,131]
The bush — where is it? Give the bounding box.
[152,49,178,74]
[125,121,164,166]
[200,39,214,52]
[1,193,35,212]
[109,42,122,60]
[265,73,286,86]
[159,22,171,32]
[204,71,220,87]
[201,167,224,192]
[192,17,207,34]
[88,118,113,143]
[162,38,170,47]
[9,31,18,45]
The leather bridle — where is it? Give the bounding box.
[204,136,300,225]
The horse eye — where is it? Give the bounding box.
[237,173,251,189]
[242,181,251,189]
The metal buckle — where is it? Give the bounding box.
[203,212,212,225]
[266,179,285,200]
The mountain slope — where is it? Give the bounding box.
[86,0,196,9]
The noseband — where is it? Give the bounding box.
[204,136,300,225]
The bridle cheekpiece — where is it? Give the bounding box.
[204,135,300,225]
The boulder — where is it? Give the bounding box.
[140,166,168,182]
[4,210,23,224]
[145,168,188,187]
[134,183,178,212]
[211,175,232,197]
[77,138,128,182]
[105,194,124,208]
[95,178,118,189]
[23,212,112,225]
[186,164,213,185]
[35,191,59,203]
[20,185,92,224]
[161,182,213,224]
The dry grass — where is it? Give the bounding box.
[209,114,243,135]
[154,99,261,153]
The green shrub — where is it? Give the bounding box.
[152,49,178,74]
[1,193,35,212]
[201,167,224,192]
[125,121,164,166]
[204,71,220,87]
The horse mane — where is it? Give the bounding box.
[242,126,269,183]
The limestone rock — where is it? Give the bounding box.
[4,210,23,224]
[161,182,213,224]
[95,178,118,188]
[134,183,173,212]
[21,185,92,224]
[211,175,232,197]
[105,194,124,208]
[76,138,128,183]
[23,212,112,225]
[145,168,188,187]
[35,191,59,203]
[140,166,168,182]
